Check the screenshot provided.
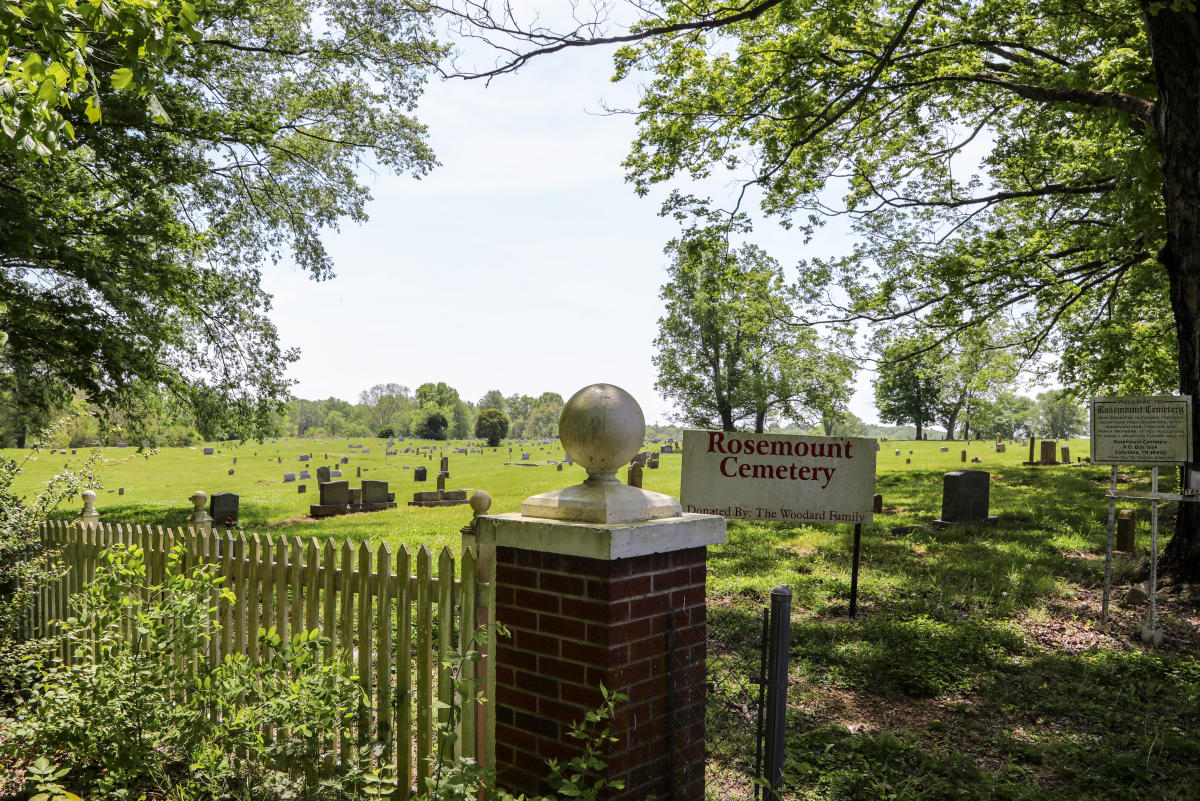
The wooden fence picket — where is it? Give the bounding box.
[28,520,492,792]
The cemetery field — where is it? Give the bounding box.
[10,435,1200,799]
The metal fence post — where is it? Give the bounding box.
[763,585,792,801]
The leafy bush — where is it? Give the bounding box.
[415,410,449,440]
[0,418,99,701]
[473,409,509,448]
[378,427,395,438]
[2,544,363,800]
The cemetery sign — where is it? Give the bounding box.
[681,430,876,524]
[1090,395,1193,465]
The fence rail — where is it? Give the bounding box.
[26,520,493,797]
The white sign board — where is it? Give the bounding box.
[680,430,876,524]
[1090,395,1193,465]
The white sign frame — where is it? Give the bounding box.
[1090,395,1192,466]
[680,429,876,524]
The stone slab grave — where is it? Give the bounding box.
[330,469,342,478]
[996,443,1006,453]
[310,480,350,517]
[203,447,214,455]
[940,446,949,452]
[409,469,469,507]
[299,470,311,480]
[299,454,310,461]
[414,466,427,481]
[209,492,239,526]
[317,466,331,484]
[360,479,397,510]
[935,470,997,525]
[283,472,296,483]
[1040,440,1059,465]
[298,484,306,493]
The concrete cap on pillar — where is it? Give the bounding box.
[520,383,682,524]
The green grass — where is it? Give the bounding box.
[8,434,1199,800]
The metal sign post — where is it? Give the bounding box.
[1092,395,1193,646]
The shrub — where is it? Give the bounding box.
[473,409,509,448]
[377,426,395,438]
[2,544,362,800]
[415,410,449,440]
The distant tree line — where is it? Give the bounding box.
[283,385,568,442]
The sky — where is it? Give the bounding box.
[257,29,874,426]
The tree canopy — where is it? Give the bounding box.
[654,227,853,432]
[1,0,441,441]
[435,0,1200,576]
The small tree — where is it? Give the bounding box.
[873,334,945,441]
[474,408,510,447]
[414,410,449,440]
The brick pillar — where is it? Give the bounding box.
[493,546,708,801]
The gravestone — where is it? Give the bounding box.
[415,466,427,481]
[357,466,362,478]
[940,446,949,452]
[437,471,447,493]
[277,457,282,464]
[331,470,342,478]
[995,443,1006,453]
[521,453,530,460]
[341,456,349,464]
[228,469,235,475]
[906,458,911,464]
[283,472,296,482]
[232,457,237,464]
[557,463,563,471]
[298,484,306,493]
[961,450,967,462]
[649,453,660,469]
[873,493,883,513]
[299,470,311,480]
[661,445,673,453]
[203,447,215,455]
[1028,437,1037,463]
[320,480,350,506]
[441,456,449,472]
[363,480,390,505]
[627,461,643,489]
[938,470,992,523]
[1061,446,1070,463]
[348,488,362,505]
[895,449,901,456]
[317,466,331,484]
[299,453,310,461]
[1116,509,1135,552]
[209,492,239,525]
[118,487,125,496]
[1040,440,1058,465]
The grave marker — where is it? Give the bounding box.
[936,471,994,524]
[209,492,239,525]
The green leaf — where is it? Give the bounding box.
[110,67,134,90]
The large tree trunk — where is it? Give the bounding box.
[1148,4,1200,580]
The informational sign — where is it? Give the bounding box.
[680,430,876,524]
[1090,395,1193,465]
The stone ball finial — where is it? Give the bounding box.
[469,490,492,517]
[559,384,645,485]
[81,489,96,504]
[190,490,207,510]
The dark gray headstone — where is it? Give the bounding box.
[228,469,235,475]
[317,466,331,484]
[203,447,214,455]
[1040,440,1058,465]
[440,456,449,472]
[209,492,239,524]
[348,487,362,505]
[340,456,349,464]
[283,472,296,482]
[627,462,643,489]
[299,470,311,480]
[320,480,350,506]
[362,480,389,504]
[298,484,306,493]
[299,453,310,461]
[436,471,447,493]
[415,466,427,481]
[940,471,990,523]
[330,469,342,478]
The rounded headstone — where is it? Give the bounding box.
[559,383,644,481]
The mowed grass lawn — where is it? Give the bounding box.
[8,435,1200,799]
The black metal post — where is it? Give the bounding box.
[763,585,792,801]
[849,523,862,618]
